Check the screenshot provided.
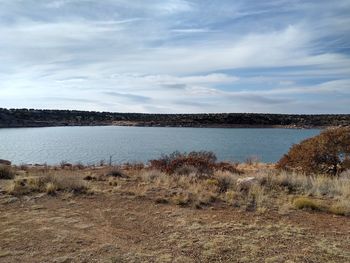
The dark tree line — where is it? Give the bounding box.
[0,108,349,128]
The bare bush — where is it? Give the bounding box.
[149,151,217,176]
[149,151,242,178]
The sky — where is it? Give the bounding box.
[0,0,350,114]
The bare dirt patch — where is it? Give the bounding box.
[0,189,349,262]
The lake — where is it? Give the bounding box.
[0,126,321,165]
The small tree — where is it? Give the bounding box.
[277,127,350,175]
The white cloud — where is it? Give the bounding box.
[171,28,214,33]
[0,0,349,113]
[155,0,193,14]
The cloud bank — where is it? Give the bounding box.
[0,0,349,113]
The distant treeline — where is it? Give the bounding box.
[0,108,349,128]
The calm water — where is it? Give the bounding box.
[0,126,320,165]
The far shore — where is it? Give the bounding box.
[0,122,328,129]
[1,108,349,129]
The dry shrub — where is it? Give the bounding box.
[139,169,165,182]
[149,151,242,178]
[224,190,238,205]
[172,192,191,206]
[246,184,267,211]
[149,151,217,176]
[214,171,237,193]
[45,182,57,195]
[7,178,31,195]
[174,165,199,176]
[43,174,88,193]
[0,165,15,180]
[215,162,243,174]
[106,167,127,178]
[277,127,350,175]
[259,170,308,193]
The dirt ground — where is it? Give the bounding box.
[1,183,349,263]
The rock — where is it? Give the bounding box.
[0,159,11,165]
[4,197,19,204]
[63,163,73,169]
[83,175,95,181]
[237,177,258,190]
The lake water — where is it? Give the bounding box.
[0,126,321,165]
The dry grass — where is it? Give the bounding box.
[293,197,322,211]
[127,167,350,215]
[6,172,88,196]
[0,165,15,180]
[3,163,349,216]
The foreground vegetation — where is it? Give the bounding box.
[278,126,350,175]
[1,153,349,216]
[1,160,349,262]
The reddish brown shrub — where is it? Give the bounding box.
[149,151,243,177]
[149,151,217,176]
[277,127,350,175]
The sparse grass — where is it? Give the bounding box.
[127,167,349,214]
[0,165,15,180]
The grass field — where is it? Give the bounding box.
[0,163,349,262]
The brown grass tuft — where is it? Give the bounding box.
[293,197,322,211]
[7,173,88,195]
[0,165,15,180]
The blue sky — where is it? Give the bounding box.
[0,0,350,113]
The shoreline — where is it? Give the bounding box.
[0,122,329,129]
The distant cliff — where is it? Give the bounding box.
[0,108,349,128]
